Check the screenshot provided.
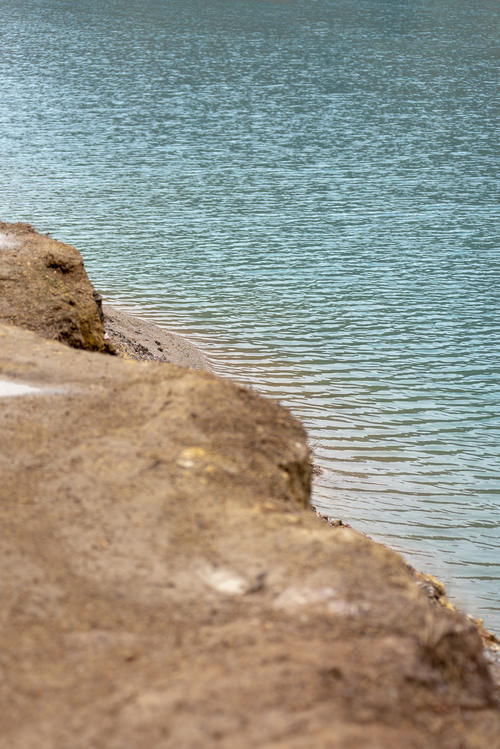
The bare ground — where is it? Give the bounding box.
[102,303,209,370]
[0,222,498,748]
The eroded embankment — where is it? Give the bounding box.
[0,221,498,749]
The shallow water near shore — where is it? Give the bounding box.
[1,0,499,630]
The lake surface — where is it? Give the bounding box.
[1,0,499,631]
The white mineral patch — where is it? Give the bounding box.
[0,380,42,397]
[0,232,18,250]
[273,585,363,617]
[198,564,248,596]
[274,585,338,610]
[327,599,362,617]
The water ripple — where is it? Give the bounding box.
[1,0,498,631]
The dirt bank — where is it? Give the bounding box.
[0,222,498,748]
[102,303,209,370]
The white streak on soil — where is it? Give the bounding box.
[0,379,41,397]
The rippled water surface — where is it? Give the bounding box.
[1,0,499,629]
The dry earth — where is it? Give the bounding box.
[0,222,498,748]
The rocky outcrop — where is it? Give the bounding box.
[0,224,498,748]
[0,221,110,351]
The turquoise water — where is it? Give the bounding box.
[1,0,499,630]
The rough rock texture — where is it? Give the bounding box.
[0,221,110,351]
[0,225,498,748]
[0,324,498,749]
[103,303,209,370]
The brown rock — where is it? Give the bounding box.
[0,221,110,351]
[0,323,498,749]
[0,225,498,748]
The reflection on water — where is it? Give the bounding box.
[1,0,499,631]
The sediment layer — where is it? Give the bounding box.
[0,222,498,748]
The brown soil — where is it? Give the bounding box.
[0,222,498,748]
